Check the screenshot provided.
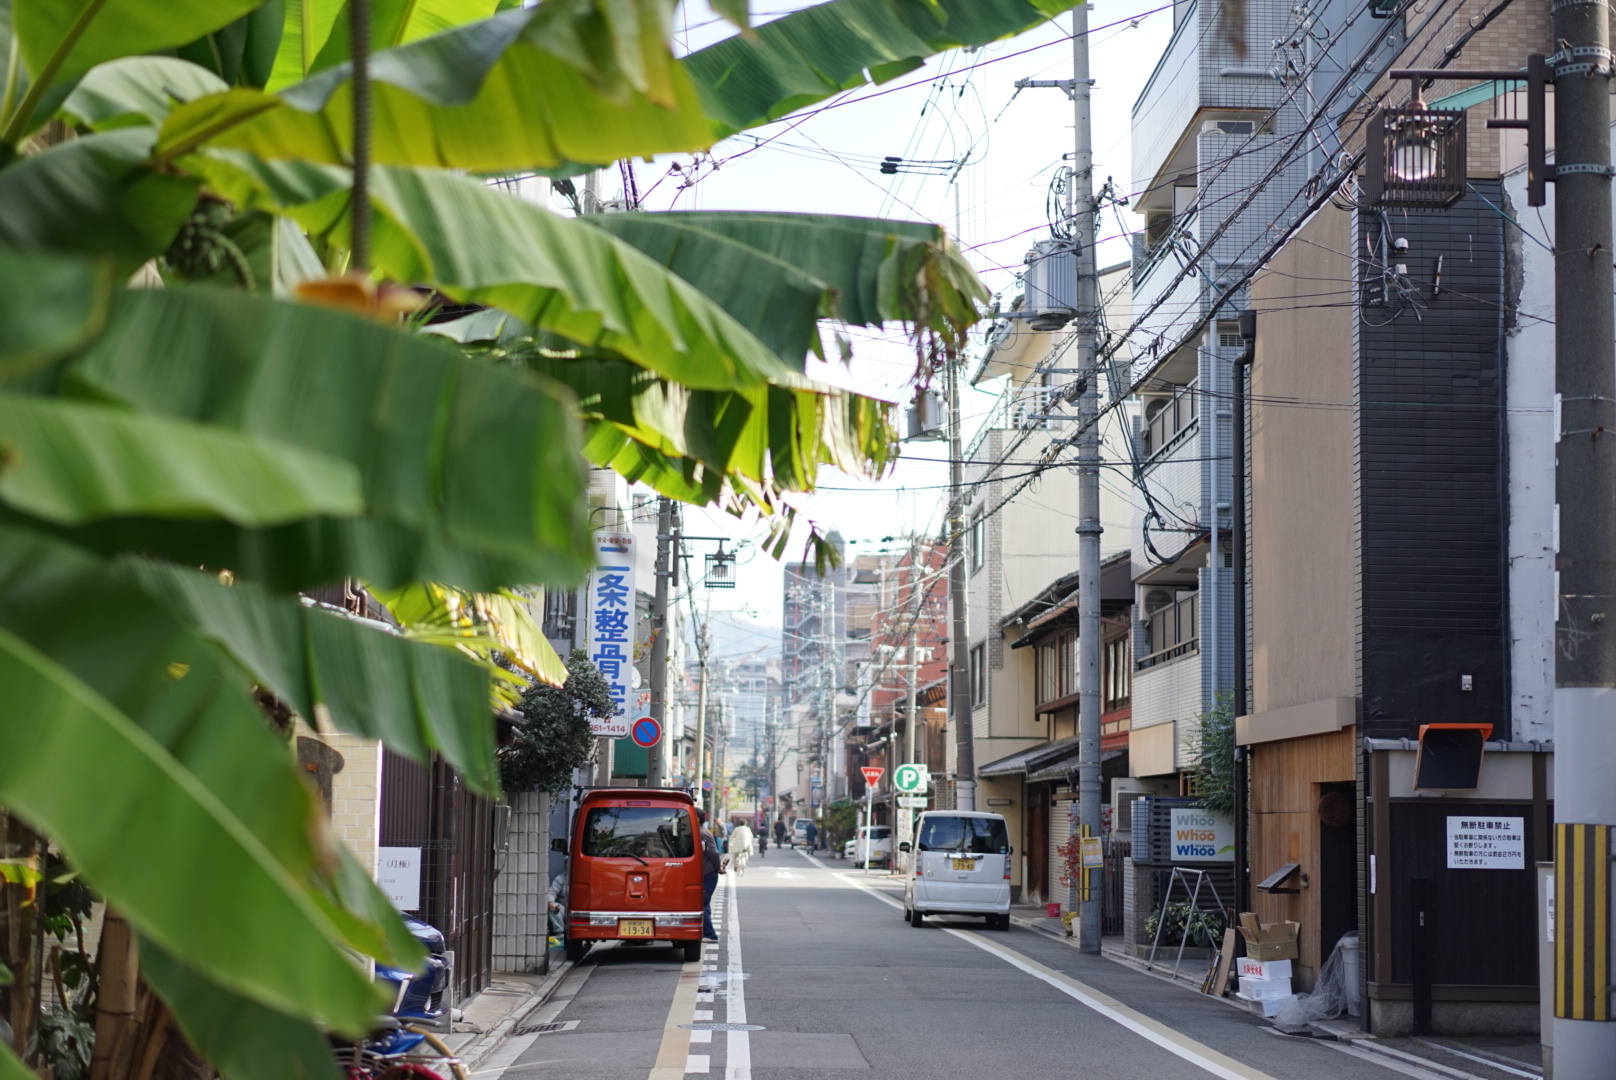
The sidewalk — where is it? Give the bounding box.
[440,954,576,1072]
[1005,903,1545,1080]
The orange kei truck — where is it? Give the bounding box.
[565,788,705,962]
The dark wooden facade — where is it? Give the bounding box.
[380,749,497,1000]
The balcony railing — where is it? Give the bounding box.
[1141,381,1199,459]
[1136,593,1199,671]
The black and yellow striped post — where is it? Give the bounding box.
[1555,823,1611,1022]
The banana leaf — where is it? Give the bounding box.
[157,4,712,172]
[55,283,594,590]
[0,128,200,274]
[0,624,391,1033]
[121,559,499,792]
[684,0,1083,136]
[142,942,339,1080]
[0,394,364,526]
[2,0,268,141]
[0,525,423,967]
[583,211,985,361]
[0,252,114,382]
[61,56,231,129]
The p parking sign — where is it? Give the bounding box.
[893,764,929,794]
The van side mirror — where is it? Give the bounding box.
[551,838,568,854]
[899,841,912,853]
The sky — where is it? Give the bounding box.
[589,2,1176,628]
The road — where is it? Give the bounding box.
[486,848,1478,1080]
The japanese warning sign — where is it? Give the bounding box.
[1446,815,1525,870]
[583,531,636,737]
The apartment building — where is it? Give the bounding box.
[943,262,1138,903]
[1234,0,1555,1035]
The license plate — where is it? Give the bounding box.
[951,857,975,871]
[618,918,654,938]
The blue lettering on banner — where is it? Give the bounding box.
[591,564,632,717]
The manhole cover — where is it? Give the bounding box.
[514,1019,579,1036]
[680,1023,766,1032]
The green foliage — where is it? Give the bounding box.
[34,1012,93,1080]
[819,799,858,850]
[499,649,611,796]
[1188,693,1237,817]
[1145,902,1226,948]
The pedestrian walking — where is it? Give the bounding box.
[758,831,768,858]
[805,819,818,852]
[697,808,724,941]
[729,822,755,875]
[773,819,787,848]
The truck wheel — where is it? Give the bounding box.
[565,938,589,964]
[681,940,702,962]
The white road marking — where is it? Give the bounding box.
[690,1028,712,1043]
[828,871,1280,1080]
[684,1054,710,1074]
[724,871,752,1080]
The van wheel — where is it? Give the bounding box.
[908,907,925,928]
[681,940,702,962]
[565,938,589,964]
[988,914,1009,931]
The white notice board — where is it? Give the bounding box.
[378,846,423,910]
[1446,816,1525,869]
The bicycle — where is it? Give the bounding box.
[334,1015,468,1080]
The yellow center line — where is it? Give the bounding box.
[647,952,704,1080]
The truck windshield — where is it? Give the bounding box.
[582,806,694,859]
[917,816,1009,854]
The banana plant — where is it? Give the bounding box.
[0,0,1075,1075]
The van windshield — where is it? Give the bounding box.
[917,816,1009,854]
[582,806,694,859]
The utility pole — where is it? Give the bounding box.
[1232,310,1255,914]
[1068,1,1103,956]
[1552,0,1616,1070]
[647,497,673,788]
[1015,8,1101,949]
[694,606,711,815]
[946,347,976,812]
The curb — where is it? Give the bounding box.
[456,958,577,1071]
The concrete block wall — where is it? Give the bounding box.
[493,790,549,974]
[322,732,383,875]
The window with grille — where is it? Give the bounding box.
[970,644,986,707]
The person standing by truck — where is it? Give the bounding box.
[697,808,724,942]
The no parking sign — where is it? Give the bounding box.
[630,715,662,748]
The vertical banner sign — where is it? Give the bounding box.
[584,530,636,738]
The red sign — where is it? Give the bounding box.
[860,766,885,787]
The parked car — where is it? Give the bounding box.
[791,818,813,848]
[564,788,705,963]
[398,912,450,1018]
[843,825,893,868]
[901,811,1012,930]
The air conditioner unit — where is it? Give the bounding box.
[1022,240,1078,330]
[1010,387,1055,430]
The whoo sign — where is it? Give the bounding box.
[1169,808,1234,862]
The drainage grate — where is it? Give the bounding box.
[514,1019,580,1036]
[680,1023,766,1032]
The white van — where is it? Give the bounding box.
[900,811,1012,929]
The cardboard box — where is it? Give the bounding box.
[1235,992,1297,1019]
[1238,913,1300,962]
[1238,975,1294,1001]
[1237,957,1293,981]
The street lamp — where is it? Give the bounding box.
[1363,56,1548,208]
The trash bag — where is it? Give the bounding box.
[1273,933,1356,1028]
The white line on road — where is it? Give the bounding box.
[724,870,752,1080]
[828,871,1278,1080]
[684,1054,710,1074]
